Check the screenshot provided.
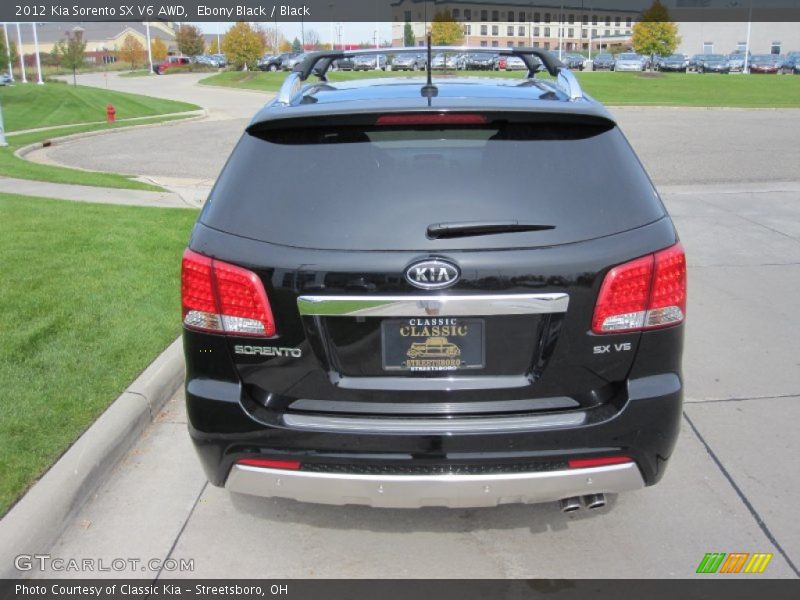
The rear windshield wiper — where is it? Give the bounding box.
[426,220,555,240]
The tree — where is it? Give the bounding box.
[263,28,286,53]
[151,37,168,62]
[118,34,145,70]
[291,37,303,53]
[175,24,205,57]
[54,28,87,85]
[0,26,8,72]
[632,0,680,62]
[404,22,415,47]
[305,29,322,50]
[431,10,464,46]
[222,22,266,70]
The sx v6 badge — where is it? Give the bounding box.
[593,342,632,354]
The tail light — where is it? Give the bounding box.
[237,458,301,470]
[568,456,633,469]
[592,243,686,334]
[376,113,487,126]
[181,249,276,337]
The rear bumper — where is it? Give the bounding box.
[225,462,644,508]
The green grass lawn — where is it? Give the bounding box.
[0,82,198,132]
[200,69,800,107]
[0,193,198,516]
[0,115,194,191]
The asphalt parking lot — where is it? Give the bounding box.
[25,73,800,579]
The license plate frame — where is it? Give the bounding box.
[381,318,485,372]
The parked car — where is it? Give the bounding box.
[211,54,227,68]
[332,56,356,71]
[780,55,800,74]
[391,53,427,71]
[430,53,460,70]
[153,56,190,74]
[0,73,11,86]
[726,53,747,72]
[181,49,686,512]
[697,54,731,74]
[615,53,645,72]
[257,54,285,72]
[504,56,527,71]
[281,53,306,71]
[353,54,387,71]
[749,54,782,74]
[592,53,616,71]
[563,54,586,71]
[461,53,494,70]
[657,54,689,72]
[687,54,709,72]
[494,55,508,70]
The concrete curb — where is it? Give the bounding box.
[0,338,184,578]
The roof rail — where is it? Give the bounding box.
[275,47,584,106]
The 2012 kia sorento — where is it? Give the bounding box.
[181,47,686,512]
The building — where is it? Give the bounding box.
[391,1,638,53]
[10,22,177,65]
[675,22,800,56]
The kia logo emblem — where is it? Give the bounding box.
[405,259,460,290]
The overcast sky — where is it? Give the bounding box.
[191,22,394,46]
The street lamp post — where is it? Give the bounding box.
[16,23,27,83]
[2,23,13,81]
[31,22,43,84]
[145,22,153,74]
[0,99,8,147]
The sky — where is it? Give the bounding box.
[191,22,395,46]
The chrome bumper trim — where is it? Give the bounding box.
[331,373,532,391]
[297,293,569,317]
[282,412,585,434]
[225,463,645,508]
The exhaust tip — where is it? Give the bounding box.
[559,497,582,513]
[583,493,606,510]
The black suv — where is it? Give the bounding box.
[182,48,686,512]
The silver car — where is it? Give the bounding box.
[615,53,645,72]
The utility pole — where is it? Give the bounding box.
[2,23,13,81]
[16,23,26,83]
[743,1,753,74]
[31,22,43,84]
[145,22,153,74]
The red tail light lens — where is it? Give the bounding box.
[181,249,276,337]
[376,113,487,126]
[237,458,301,470]
[568,456,633,469]
[592,243,686,334]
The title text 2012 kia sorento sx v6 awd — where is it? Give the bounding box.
[181,48,686,512]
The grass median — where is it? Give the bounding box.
[0,193,198,516]
[0,82,197,132]
[199,69,800,108]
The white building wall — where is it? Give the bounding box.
[676,22,800,56]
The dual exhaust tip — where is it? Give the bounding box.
[559,493,606,513]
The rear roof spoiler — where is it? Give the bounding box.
[275,47,583,106]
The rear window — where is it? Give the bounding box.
[202,119,664,251]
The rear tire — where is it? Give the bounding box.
[269,64,277,72]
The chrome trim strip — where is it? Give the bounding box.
[225,463,644,508]
[556,68,585,101]
[331,374,532,391]
[282,412,585,434]
[289,396,579,415]
[297,293,569,317]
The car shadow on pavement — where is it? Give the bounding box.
[227,490,619,535]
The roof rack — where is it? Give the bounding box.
[274,46,584,106]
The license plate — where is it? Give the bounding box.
[381,318,485,372]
